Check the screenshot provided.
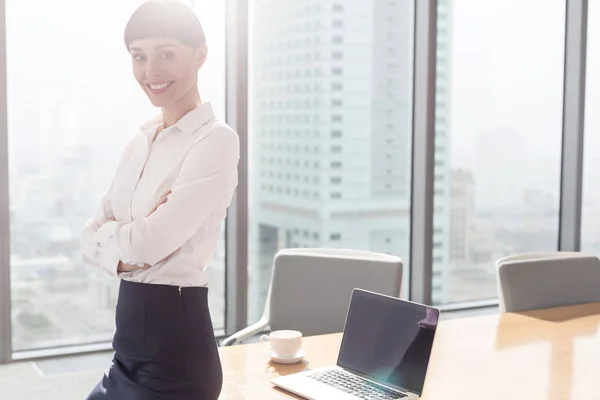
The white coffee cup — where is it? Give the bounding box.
[260,330,302,358]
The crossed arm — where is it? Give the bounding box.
[81,130,239,276]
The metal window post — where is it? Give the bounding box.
[410,0,437,305]
[0,0,11,364]
[559,0,588,252]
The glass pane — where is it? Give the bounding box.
[582,2,600,253]
[248,0,415,324]
[8,0,226,352]
[433,0,565,305]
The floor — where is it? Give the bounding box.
[0,358,102,400]
[0,306,497,400]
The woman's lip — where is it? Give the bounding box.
[146,81,174,94]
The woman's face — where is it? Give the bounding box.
[128,37,206,108]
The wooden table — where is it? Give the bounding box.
[218,303,600,400]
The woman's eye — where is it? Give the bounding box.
[133,54,145,62]
[161,52,173,60]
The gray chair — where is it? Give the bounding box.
[221,248,403,346]
[496,251,600,313]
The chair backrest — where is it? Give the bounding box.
[496,252,600,313]
[266,248,403,336]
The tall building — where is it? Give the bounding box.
[432,0,453,303]
[250,0,452,317]
[449,169,475,269]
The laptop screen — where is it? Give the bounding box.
[336,289,439,396]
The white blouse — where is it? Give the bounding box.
[81,103,239,287]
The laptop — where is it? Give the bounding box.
[271,288,439,400]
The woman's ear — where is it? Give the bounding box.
[196,45,208,69]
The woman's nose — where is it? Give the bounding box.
[145,60,163,77]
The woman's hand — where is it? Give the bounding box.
[115,190,172,274]
[117,261,139,273]
[147,190,172,217]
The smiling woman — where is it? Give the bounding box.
[81,1,239,400]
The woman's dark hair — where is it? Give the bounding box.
[124,0,206,49]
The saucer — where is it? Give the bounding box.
[268,349,306,364]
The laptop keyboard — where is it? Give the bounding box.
[308,370,407,399]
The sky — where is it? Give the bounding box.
[447,0,565,208]
[448,0,600,209]
[450,0,566,165]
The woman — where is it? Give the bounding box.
[82,1,239,399]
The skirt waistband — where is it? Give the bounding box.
[119,279,208,295]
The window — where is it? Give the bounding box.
[432,0,565,305]
[7,0,226,352]
[248,0,414,324]
[583,2,600,253]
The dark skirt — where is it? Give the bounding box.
[86,280,223,400]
